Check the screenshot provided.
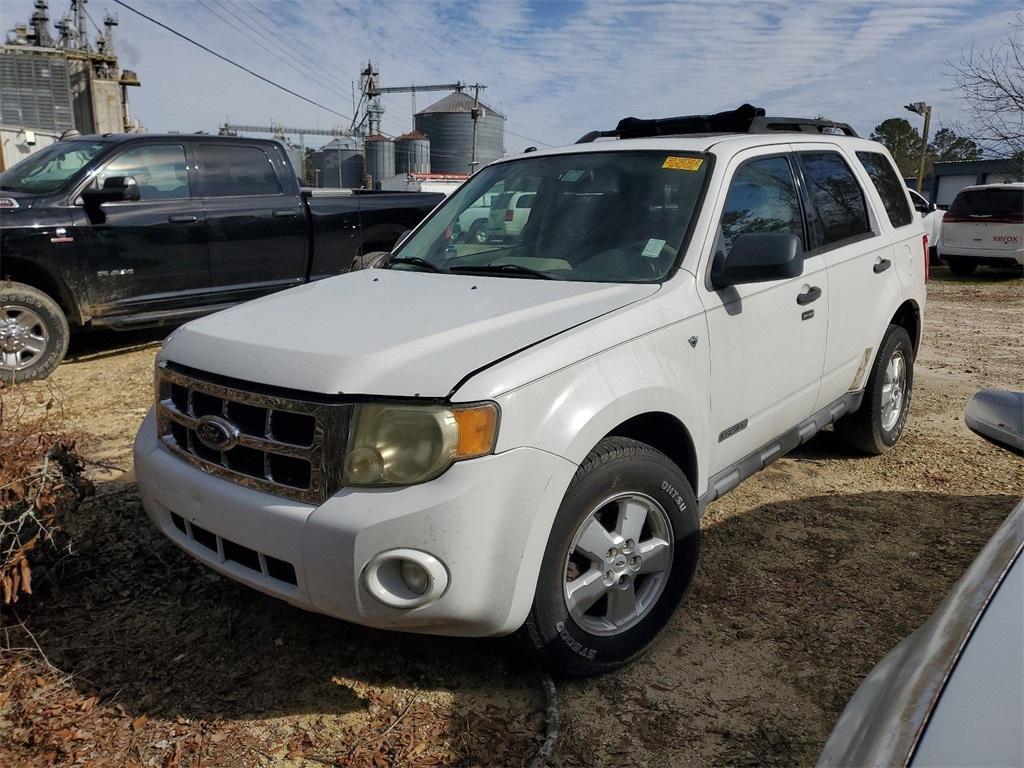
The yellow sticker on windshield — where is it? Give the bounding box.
[662,156,703,171]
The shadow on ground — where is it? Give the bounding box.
[7,465,1017,767]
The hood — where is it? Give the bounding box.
[161,269,659,397]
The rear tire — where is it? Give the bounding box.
[0,282,70,383]
[518,437,699,676]
[836,324,914,455]
[946,258,977,276]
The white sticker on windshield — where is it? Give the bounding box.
[642,238,666,258]
[559,169,584,182]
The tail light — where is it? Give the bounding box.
[922,234,929,283]
[504,209,514,222]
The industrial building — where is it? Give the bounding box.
[1,0,141,170]
[415,91,505,175]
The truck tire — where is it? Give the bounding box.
[0,282,70,383]
[836,324,914,455]
[946,258,977,276]
[349,251,391,271]
[519,437,699,676]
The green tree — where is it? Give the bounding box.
[929,128,983,163]
[870,118,923,176]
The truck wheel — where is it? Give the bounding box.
[519,437,699,676]
[836,324,914,455]
[468,220,488,244]
[349,251,391,271]
[0,282,70,383]
[946,258,977,276]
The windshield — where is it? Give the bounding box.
[0,141,107,194]
[392,150,710,282]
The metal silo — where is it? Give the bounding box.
[363,135,395,187]
[311,136,363,188]
[415,91,505,174]
[395,130,431,174]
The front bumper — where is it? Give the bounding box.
[134,411,577,636]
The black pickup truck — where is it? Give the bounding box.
[0,134,442,381]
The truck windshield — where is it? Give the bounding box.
[0,141,107,194]
[391,151,710,282]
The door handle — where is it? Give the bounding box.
[873,258,892,274]
[272,209,298,217]
[168,215,198,224]
[797,286,822,305]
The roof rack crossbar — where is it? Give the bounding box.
[575,104,859,143]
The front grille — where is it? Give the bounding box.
[170,512,298,585]
[155,362,350,504]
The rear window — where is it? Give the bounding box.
[856,151,913,228]
[799,152,872,247]
[197,144,282,197]
[948,188,1024,222]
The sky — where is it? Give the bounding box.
[3,0,1020,151]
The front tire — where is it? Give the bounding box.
[0,282,70,383]
[836,324,914,455]
[519,437,699,676]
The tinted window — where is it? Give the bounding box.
[949,188,1024,222]
[0,141,106,194]
[717,156,804,256]
[857,151,913,228]
[97,144,189,200]
[198,145,281,197]
[393,151,709,283]
[799,152,872,246]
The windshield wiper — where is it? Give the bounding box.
[387,256,447,273]
[449,263,557,280]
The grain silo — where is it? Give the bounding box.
[311,136,363,188]
[414,91,504,174]
[395,130,431,174]
[363,134,395,187]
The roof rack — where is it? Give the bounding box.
[575,104,859,143]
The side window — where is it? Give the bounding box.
[856,151,913,228]
[197,144,282,197]
[718,156,804,255]
[96,144,189,200]
[799,152,872,246]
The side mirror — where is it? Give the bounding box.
[82,175,140,206]
[711,232,802,289]
[914,201,935,215]
[965,389,1024,456]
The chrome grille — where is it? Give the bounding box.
[155,362,350,504]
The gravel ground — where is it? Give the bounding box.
[2,265,1022,767]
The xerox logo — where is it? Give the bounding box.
[993,234,1020,245]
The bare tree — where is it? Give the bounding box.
[948,15,1024,156]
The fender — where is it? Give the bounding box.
[1,252,88,326]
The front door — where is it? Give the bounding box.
[75,142,210,317]
[697,150,829,475]
[195,142,307,303]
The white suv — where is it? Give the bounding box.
[938,183,1024,274]
[134,106,927,676]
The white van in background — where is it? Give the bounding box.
[938,183,1024,275]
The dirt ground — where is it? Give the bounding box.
[2,266,1022,767]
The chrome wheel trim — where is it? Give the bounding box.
[563,491,674,637]
[880,347,907,432]
[0,305,49,372]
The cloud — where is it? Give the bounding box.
[3,0,1019,151]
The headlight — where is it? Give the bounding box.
[343,402,499,486]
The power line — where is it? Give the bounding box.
[110,0,351,121]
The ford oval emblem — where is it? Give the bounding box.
[195,415,240,451]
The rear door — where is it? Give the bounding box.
[195,142,307,302]
[794,146,903,410]
[76,141,210,317]
[942,187,1024,256]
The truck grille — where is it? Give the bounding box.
[155,362,350,504]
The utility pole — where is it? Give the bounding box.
[469,84,481,174]
[904,101,932,193]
